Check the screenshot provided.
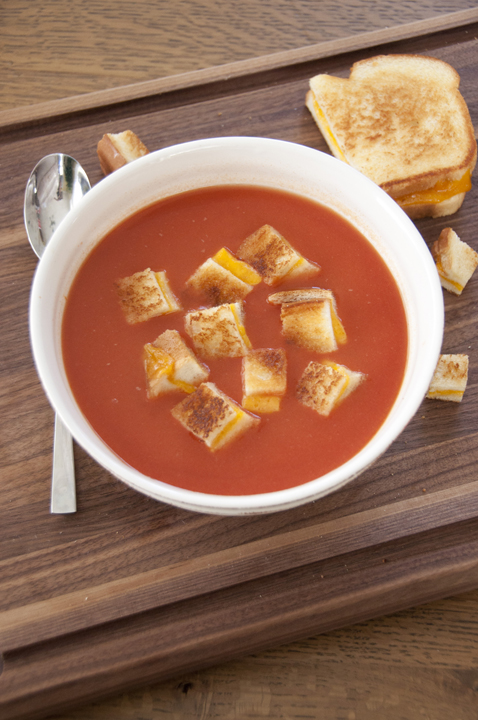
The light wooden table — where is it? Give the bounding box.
[2,2,478,718]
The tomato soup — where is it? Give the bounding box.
[62,186,408,495]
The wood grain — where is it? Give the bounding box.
[2,0,478,111]
[1,5,478,720]
[51,590,478,720]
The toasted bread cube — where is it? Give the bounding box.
[213,248,262,285]
[186,257,254,305]
[297,361,365,417]
[432,228,478,295]
[236,225,319,286]
[269,288,347,344]
[143,344,177,398]
[144,329,209,398]
[242,348,287,413]
[97,130,149,175]
[426,353,469,402]
[242,395,282,413]
[115,268,180,324]
[184,302,252,358]
[268,288,334,305]
[171,382,260,450]
[280,300,338,353]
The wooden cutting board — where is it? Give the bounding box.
[1,12,478,720]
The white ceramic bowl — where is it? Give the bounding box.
[30,137,444,515]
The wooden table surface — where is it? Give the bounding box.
[2,2,478,718]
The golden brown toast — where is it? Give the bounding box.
[97,130,149,175]
[426,354,469,402]
[306,55,477,218]
[171,382,259,450]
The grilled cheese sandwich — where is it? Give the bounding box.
[297,361,365,417]
[306,54,477,219]
[184,302,252,358]
[426,354,469,402]
[432,227,478,295]
[144,329,209,398]
[242,348,287,413]
[237,224,320,286]
[171,382,259,450]
[187,251,260,305]
[97,130,149,175]
[115,268,180,324]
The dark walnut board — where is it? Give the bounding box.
[1,11,478,720]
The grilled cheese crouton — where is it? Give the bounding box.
[237,225,319,286]
[144,329,209,398]
[242,348,287,413]
[280,300,338,353]
[115,268,180,324]
[184,302,252,358]
[186,257,254,305]
[432,228,478,295]
[297,360,365,416]
[171,382,259,450]
[426,353,469,402]
[268,288,347,345]
[97,130,150,175]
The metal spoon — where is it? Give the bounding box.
[24,153,91,513]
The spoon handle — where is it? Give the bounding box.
[50,414,77,514]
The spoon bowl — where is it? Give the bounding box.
[24,153,91,258]
[24,153,91,513]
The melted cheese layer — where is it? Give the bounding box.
[213,247,262,285]
[312,100,347,161]
[211,407,244,449]
[230,303,252,349]
[435,260,464,293]
[397,171,472,208]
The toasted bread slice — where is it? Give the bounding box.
[144,329,209,398]
[268,288,334,305]
[306,55,477,218]
[426,353,469,402]
[280,300,338,353]
[297,360,365,416]
[115,268,180,324]
[97,130,149,175]
[269,287,346,344]
[171,382,259,450]
[184,302,251,358]
[186,257,254,305]
[242,348,287,413]
[237,225,319,286]
[432,228,478,295]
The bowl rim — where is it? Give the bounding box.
[29,136,444,515]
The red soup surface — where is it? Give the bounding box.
[62,185,408,495]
